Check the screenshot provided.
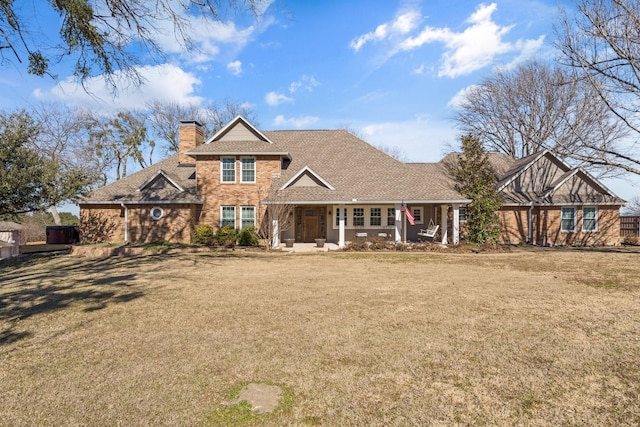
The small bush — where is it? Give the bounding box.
[143,240,171,251]
[216,225,237,247]
[193,224,215,245]
[622,235,639,245]
[237,226,260,246]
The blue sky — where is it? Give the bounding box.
[1,0,637,201]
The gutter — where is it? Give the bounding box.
[528,202,534,244]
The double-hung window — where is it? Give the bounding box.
[561,207,576,232]
[353,208,365,227]
[459,206,468,222]
[221,206,236,228]
[335,208,347,226]
[583,207,598,232]
[221,158,235,183]
[241,206,255,228]
[241,158,256,183]
[412,207,423,224]
[370,208,381,226]
[387,208,396,226]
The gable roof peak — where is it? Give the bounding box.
[207,115,274,144]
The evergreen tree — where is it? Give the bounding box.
[452,135,503,245]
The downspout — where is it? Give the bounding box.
[528,202,534,244]
[120,203,129,243]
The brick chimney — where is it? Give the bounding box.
[178,120,204,165]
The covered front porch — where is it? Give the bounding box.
[272,202,464,249]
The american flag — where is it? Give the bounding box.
[401,201,415,225]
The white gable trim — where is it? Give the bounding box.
[541,169,580,199]
[498,150,572,192]
[206,115,274,144]
[542,167,616,200]
[279,166,335,191]
[137,169,185,192]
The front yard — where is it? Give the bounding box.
[1,249,639,425]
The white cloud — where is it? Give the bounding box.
[227,60,243,76]
[350,9,421,51]
[273,115,319,128]
[412,64,425,75]
[33,64,203,113]
[353,3,543,78]
[447,84,479,108]
[289,75,319,93]
[265,91,293,106]
[398,3,543,78]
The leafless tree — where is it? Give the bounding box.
[623,196,640,216]
[147,99,258,154]
[554,0,640,176]
[257,184,294,248]
[30,103,99,224]
[453,60,628,176]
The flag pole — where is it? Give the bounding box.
[402,201,406,243]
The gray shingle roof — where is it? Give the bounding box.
[264,130,467,202]
[82,124,623,207]
[81,155,202,204]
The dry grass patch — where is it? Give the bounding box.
[1,250,639,426]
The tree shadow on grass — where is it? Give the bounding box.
[0,251,267,348]
[0,254,171,347]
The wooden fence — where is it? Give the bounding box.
[620,216,640,237]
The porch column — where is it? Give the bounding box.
[395,203,402,243]
[271,219,279,248]
[452,203,460,245]
[440,205,448,244]
[338,205,346,248]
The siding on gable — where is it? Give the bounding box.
[546,174,610,204]
[219,122,262,141]
[506,155,569,201]
[290,173,325,188]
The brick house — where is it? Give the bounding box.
[79,116,624,247]
[488,150,624,246]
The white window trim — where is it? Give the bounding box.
[459,206,468,222]
[240,206,256,228]
[582,206,598,232]
[150,207,164,220]
[411,206,424,225]
[386,207,396,227]
[561,207,576,232]
[352,207,365,227]
[221,205,236,228]
[333,205,408,230]
[370,207,382,227]
[240,157,256,184]
[221,157,236,183]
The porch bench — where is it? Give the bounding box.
[417,225,439,240]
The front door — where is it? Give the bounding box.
[295,206,327,242]
[303,208,319,242]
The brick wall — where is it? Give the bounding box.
[196,155,281,230]
[80,204,198,244]
[80,205,124,243]
[498,205,621,246]
[534,206,620,246]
